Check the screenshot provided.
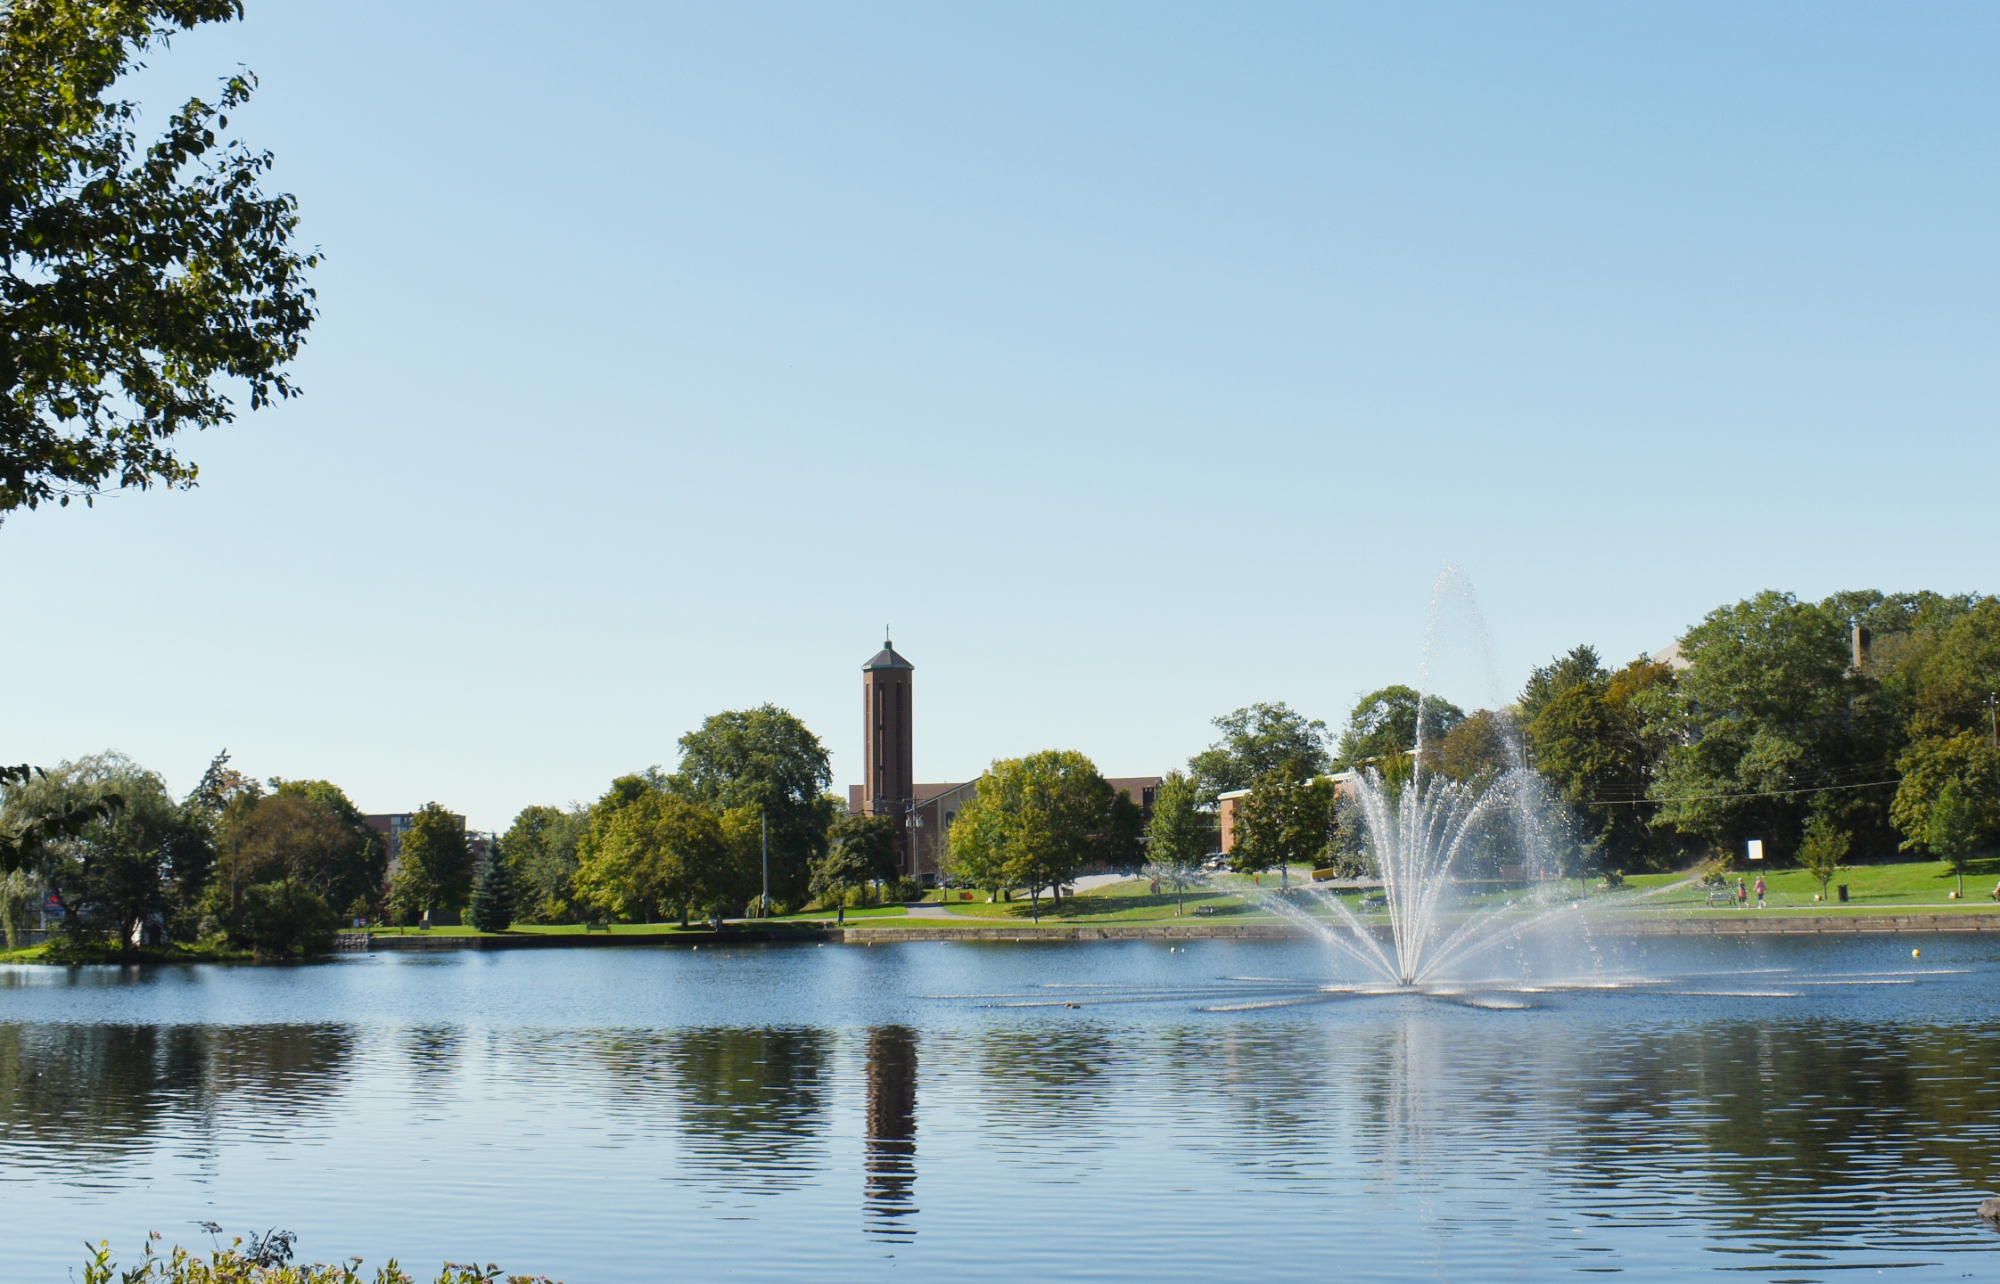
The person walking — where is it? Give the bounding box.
[1737,877,1748,908]
[1754,874,1766,909]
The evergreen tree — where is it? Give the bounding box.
[468,836,515,933]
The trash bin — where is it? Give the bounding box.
[1837,884,1849,903]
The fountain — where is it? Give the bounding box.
[1242,565,1593,989]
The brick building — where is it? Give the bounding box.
[845,636,1159,883]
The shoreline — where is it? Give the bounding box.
[341,907,2000,952]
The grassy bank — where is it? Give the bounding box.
[0,940,252,964]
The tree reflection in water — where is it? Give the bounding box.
[588,1027,831,1195]
[0,1023,352,1174]
[863,1026,918,1242]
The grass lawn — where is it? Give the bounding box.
[1605,855,2000,914]
[768,905,908,922]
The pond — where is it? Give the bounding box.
[3,934,1999,1282]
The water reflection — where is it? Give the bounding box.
[863,1026,918,1241]
[588,1027,830,1194]
[0,1023,351,1174]
[6,944,2000,1282]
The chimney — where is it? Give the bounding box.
[1851,623,1872,675]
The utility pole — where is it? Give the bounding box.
[760,807,769,918]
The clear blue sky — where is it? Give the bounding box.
[6,2,1996,830]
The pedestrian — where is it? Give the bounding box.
[1754,874,1766,909]
[1737,877,1747,908]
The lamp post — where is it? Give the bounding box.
[760,807,769,919]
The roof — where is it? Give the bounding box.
[863,636,915,671]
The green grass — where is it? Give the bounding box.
[0,940,252,964]
[363,915,890,937]
[873,859,2000,928]
[1605,855,2000,913]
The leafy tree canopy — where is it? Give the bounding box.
[945,750,1124,913]
[501,803,588,924]
[1335,686,1465,769]
[670,705,835,906]
[1145,771,1210,907]
[1230,759,1337,876]
[1,0,318,517]
[388,802,470,920]
[1644,590,1905,862]
[214,789,377,923]
[1,751,207,944]
[1188,702,1330,803]
[1518,645,1606,726]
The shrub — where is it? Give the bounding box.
[233,880,337,958]
[81,1231,561,1284]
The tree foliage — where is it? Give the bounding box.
[1642,591,1905,862]
[210,789,376,945]
[1335,686,1465,769]
[945,750,1125,916]
[575,782,737,925]
[1,751,207,946]
[1188,702,1329,803]
[387,803,470,922]
[1,0,318,517]
[467,835,515,932]
[1230,759,1337,876]
[500,803,588,924]
[812,812,899,904]
[1144,770,1209,913]
[1521,654,1678,868]
[669,705,835,907]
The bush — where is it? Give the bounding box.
[231,880,336,958]
[81,1231,561,1284]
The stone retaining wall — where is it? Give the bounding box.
[336,910,2000,953]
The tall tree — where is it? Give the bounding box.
[1145,771,1210,915]
[944,751,1121,920]
[468,836,516,932]
[263,779,385,915]
[670,705,836,906]
[1,0,318,518]
[1230,759,1337,884]
[2,752,205,946]
[1643,591,1904,863]
[1525,656,1679,868]
[213,790,376,932]
[1335,686,1466,770]
[388,802,471,923]
[1188,703,1330,803]
[575,785,729,926]
[1890,597,2000,861]
[500,803,588,923]
[1518,645,1607,726]
[814,812,899,906]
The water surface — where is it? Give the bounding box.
[4,934,1999,1281]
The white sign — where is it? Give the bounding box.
[1747,839,1764,861]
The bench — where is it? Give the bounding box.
[584,921,611,932]
[1704,888,1736,906]
[1358,895,1387,912]
[1193,905,1218,917]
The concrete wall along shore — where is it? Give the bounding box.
[339,911,2000,954]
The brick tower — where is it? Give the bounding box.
[862,633,915,875]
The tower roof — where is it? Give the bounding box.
[863,635,914,671]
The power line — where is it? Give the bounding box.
[1585,778,1901,806]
